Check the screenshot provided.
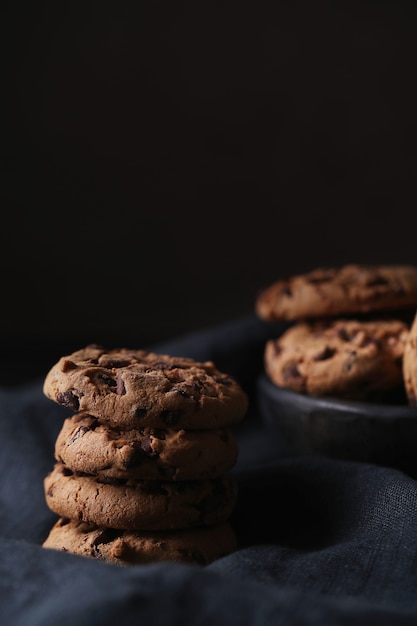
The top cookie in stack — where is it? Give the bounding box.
[42,345,248,566]
[43,345,248,430]
[255,264,417,402]
[255,264,417,322]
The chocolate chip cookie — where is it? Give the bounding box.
[44,462,238,530]
[43,345,248,430]
[54,413,239,481]
[256,264,417,322]
[264,318,409,400]
[43,517,238,566]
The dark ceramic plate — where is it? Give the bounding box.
[257,373,417,475]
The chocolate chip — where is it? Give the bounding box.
[116,374,126,395]
[134,407,149,419]
[140,436,154,455]
[188,379,203,394]
[313,346,336,361]
[68,425,90,444]
[98,373,117,387]
[98,357,132,369]
[283,363,302,380]
[56,390,80,411]
[124,438,158,467]
[337,328,350,342]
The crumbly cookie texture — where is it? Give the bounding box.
[54,412,239,481]
[264,318,409,400]
[256,264,417,322]
[44,462,238,530]
[43,518,238,566]
[403,311,417,406]
[43,345,248,430]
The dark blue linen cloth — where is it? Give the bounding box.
[2,315,417,625]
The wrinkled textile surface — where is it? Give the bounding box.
[2,315,417,626]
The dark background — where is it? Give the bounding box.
[2,0,417,383]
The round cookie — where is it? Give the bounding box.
[44,462,238,530]
[256,264,417,322]
[403,311,417,406]
[43,517,238,566]
[54,412,239,481]
[264,318,409,400]
[43,345,248,430]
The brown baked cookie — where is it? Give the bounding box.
[44,462,238,530]
[43,517,238,566]
[264,318,409,400]
[256,264,417,322]
[403,311,417,406]
[43,345,248,430]
[54,413,239,481]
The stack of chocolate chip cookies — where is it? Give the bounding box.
[255,264,417,402]
[42,345,248,566]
